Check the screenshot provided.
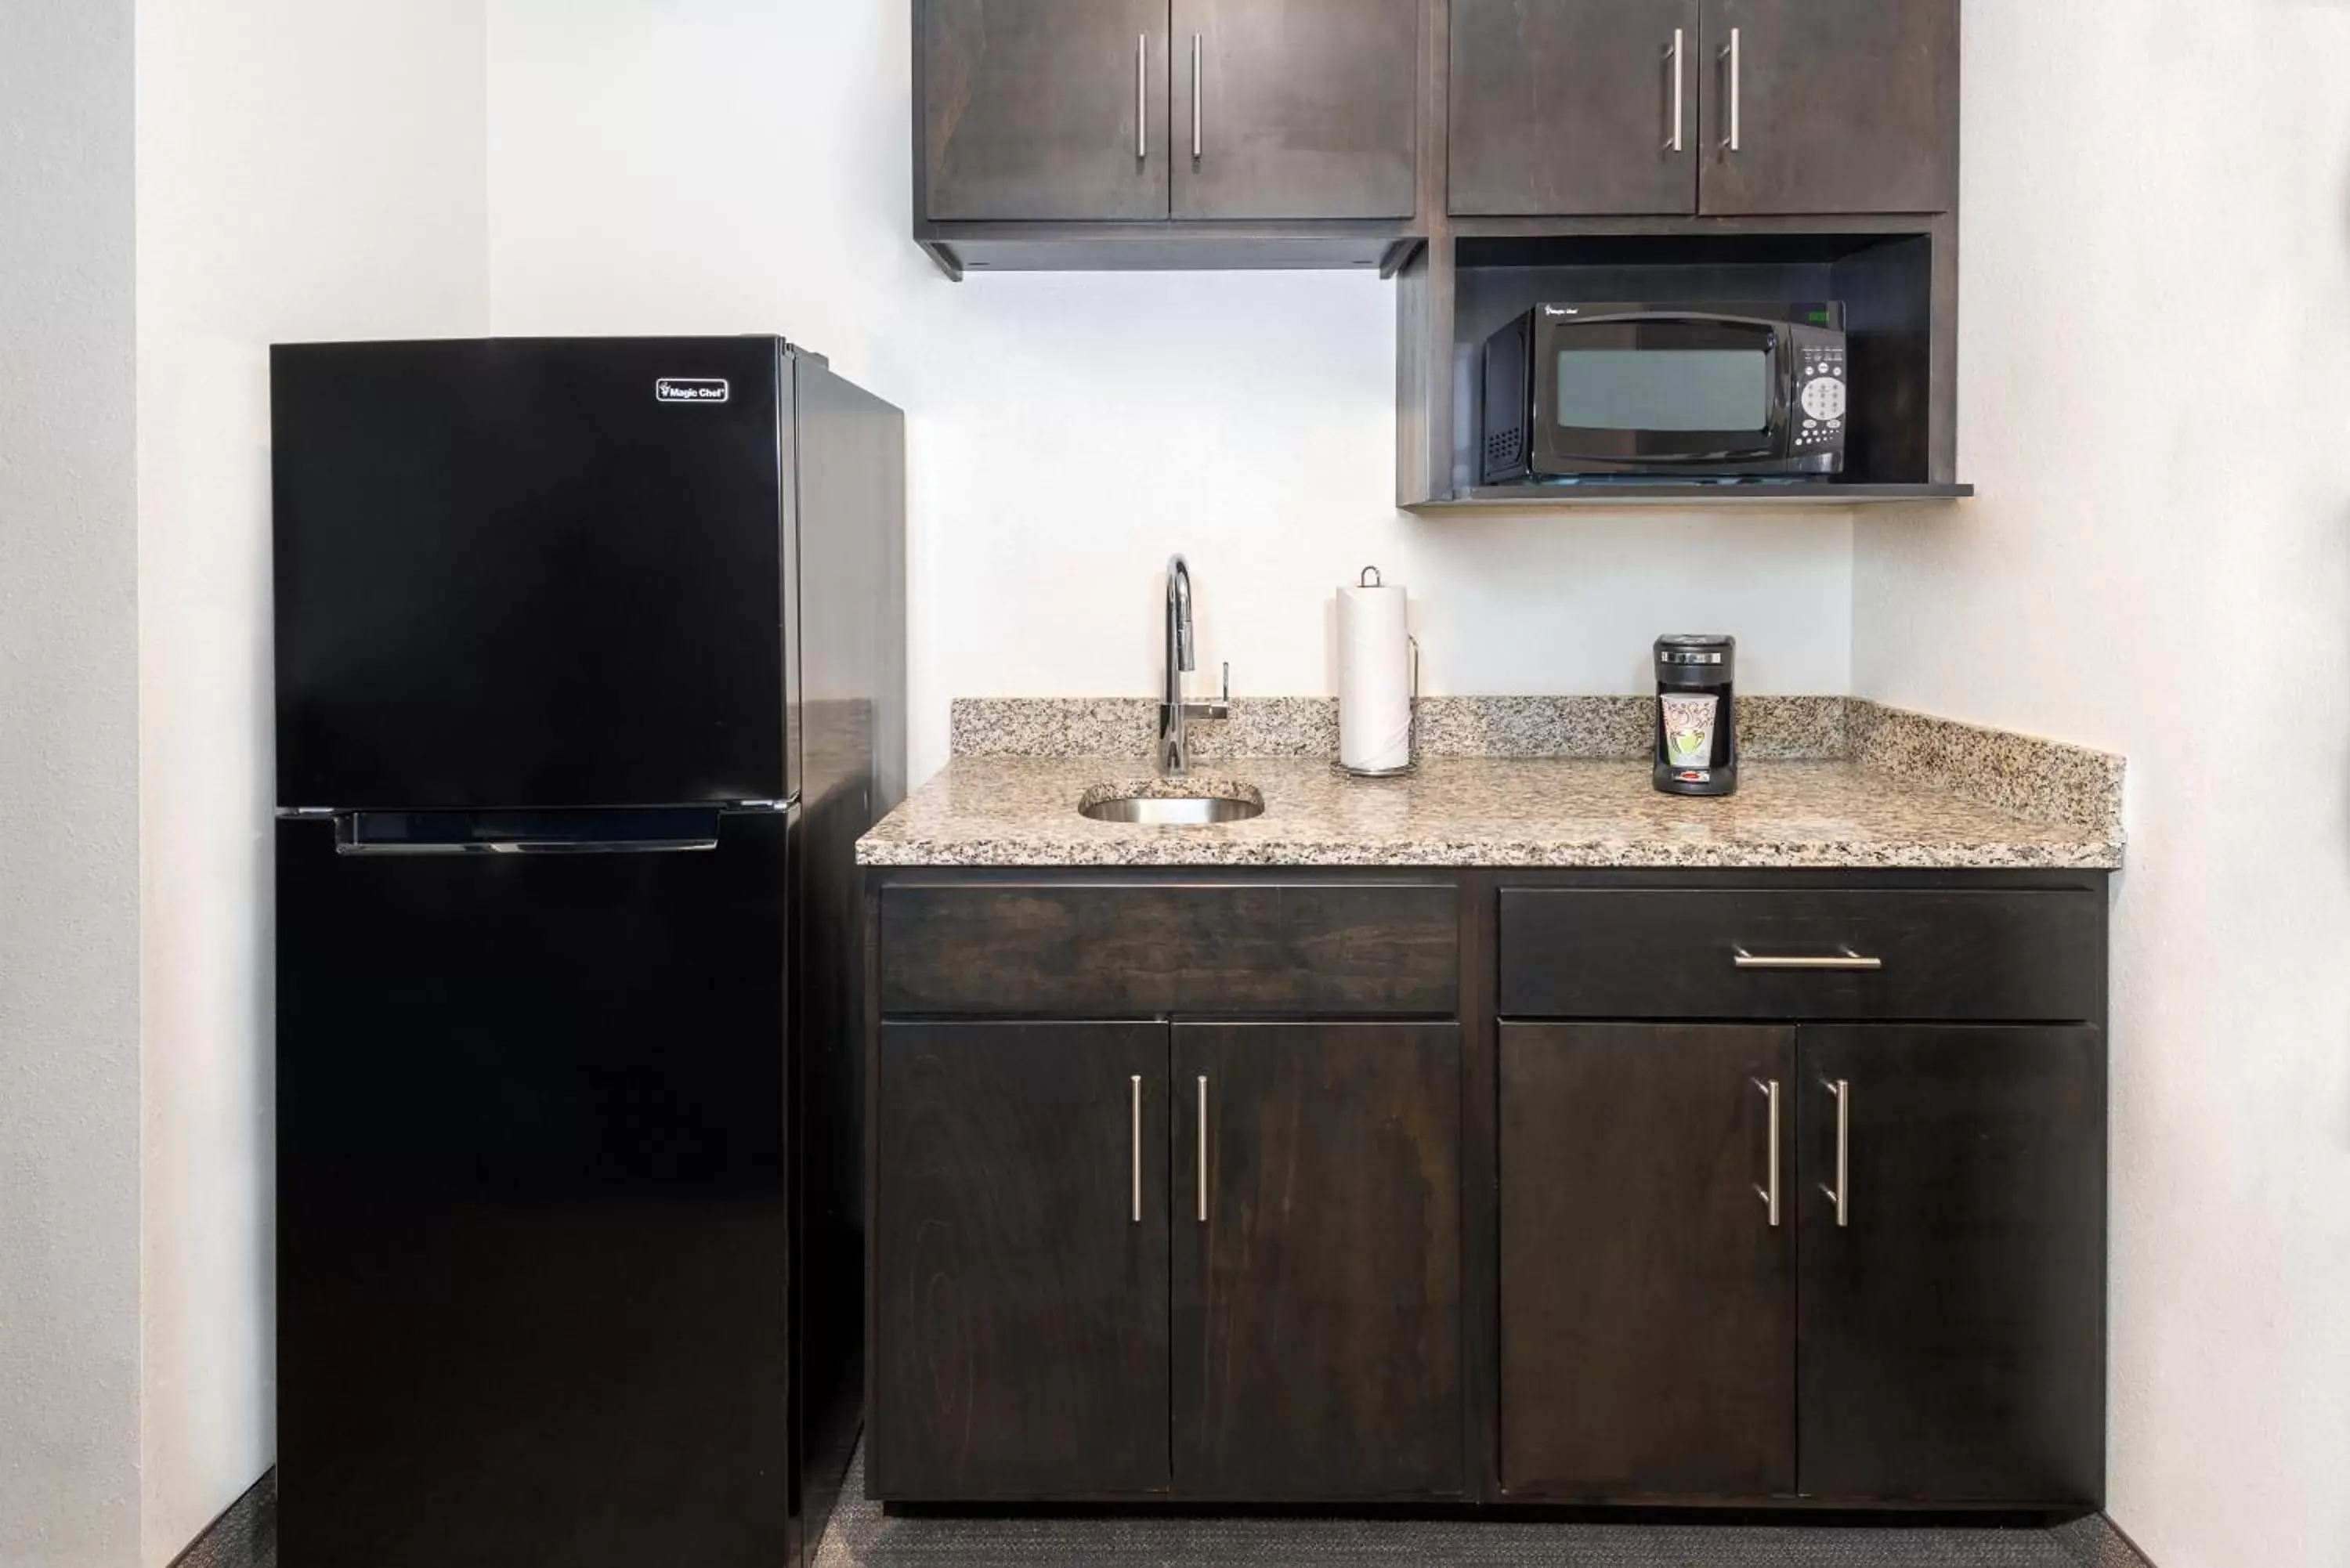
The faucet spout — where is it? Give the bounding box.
[1169,555,1195,674]
[1157,555,1227,777]
[1160,555,1194,775]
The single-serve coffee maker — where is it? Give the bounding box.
[1654,634,1737,797]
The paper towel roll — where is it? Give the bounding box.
[1338,574,1413,774]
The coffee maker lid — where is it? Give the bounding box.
[1656,633,1735,668]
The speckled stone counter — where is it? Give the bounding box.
[857,754,2123,870]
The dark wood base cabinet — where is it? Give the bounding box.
[873,1021,1171,1498]
[1796,1024,2106,1505]
[1175,1022,1463,1499]
[1499,1020,2105,1506]
[872,1013,1462,1501]
[868,869,2109,1512]
[1499,1023,1798,1498]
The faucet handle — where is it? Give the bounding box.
[1186,660,1232,722]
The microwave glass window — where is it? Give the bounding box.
[1554,349,1769,432]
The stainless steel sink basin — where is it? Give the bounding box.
[1079,786,1264,826]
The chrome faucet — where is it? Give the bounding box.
[1158,554,1230,777]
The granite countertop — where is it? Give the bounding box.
[857,753,2123,870]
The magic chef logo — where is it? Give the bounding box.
[655,378,730,404]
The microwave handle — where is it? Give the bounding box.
[1553,310,1787,333]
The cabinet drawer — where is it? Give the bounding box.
[1498,887,2103,1023]
[882,880,1459,1017]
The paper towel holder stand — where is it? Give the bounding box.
[1339,566,1421,779]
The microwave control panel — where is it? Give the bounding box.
[1795,345,1847,453]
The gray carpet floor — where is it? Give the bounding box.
[814,1447,2152,1568]
[173,1447,2154,1568]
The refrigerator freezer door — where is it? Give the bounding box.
[273,338,792,811]
[276,808,797,1568]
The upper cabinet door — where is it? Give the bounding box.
[920,0,1170,221]
[1172,1022,1463,1498]
[1797,1026,2106,1505]
[1698,0,1958,215]
[1171,0,1421,220]
[1451,0,1700,217]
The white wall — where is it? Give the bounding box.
[133,4,489,1560]
[1853,5,2350,1565]
[0,6,143,1566]
[484,0,1855,785]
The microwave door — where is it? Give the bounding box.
[1537,316,1781,468]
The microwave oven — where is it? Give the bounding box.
[1479,302,1847,483]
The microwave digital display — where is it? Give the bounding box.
[1554,349,1769,433]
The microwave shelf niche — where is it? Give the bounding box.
[1401,224,1962,506]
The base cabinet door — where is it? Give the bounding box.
[873,1021,1170,1498]
[1498,1023,1795,1498]
[1172,1022,1464,1498]
[1798,1025,2106,1504]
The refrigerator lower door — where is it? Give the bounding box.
[277,807,797,1568]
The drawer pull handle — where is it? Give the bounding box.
[1196,1074,1209,1223]
[1820,1077,1851,1228]
[1752,1076,1781,1227]
[1130,1075,1144,1224]
[1732,947,1883,971]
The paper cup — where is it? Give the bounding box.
[1661,693,1719,768]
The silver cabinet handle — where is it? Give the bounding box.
[1190,34,1203,161]
[1136,34,1148,161]
[1721,27,1741,151]
[1130,1075,1144,1223]
[1820,1078,1849,1227]
[1666,28,1685,153]
[1195,1073,1209,1223]
[1732,947,1882,971]
[1752,1076,1781,1227]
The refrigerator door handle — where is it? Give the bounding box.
[334,807,725,855]
[336,838,721,856]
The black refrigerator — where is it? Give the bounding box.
[271,337,903,1568]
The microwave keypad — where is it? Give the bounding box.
[1796,351,1846,450]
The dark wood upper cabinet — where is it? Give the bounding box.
[872,1021,1171,1498]
[1172,1021,1464,1498]
[920,0,1170,221]
[1450,0,1700,216]
[1499,1023,1795,1498]
[1697,0,1959,215]
[1171,0,1421,220]
[1797,1025,2106,1505]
